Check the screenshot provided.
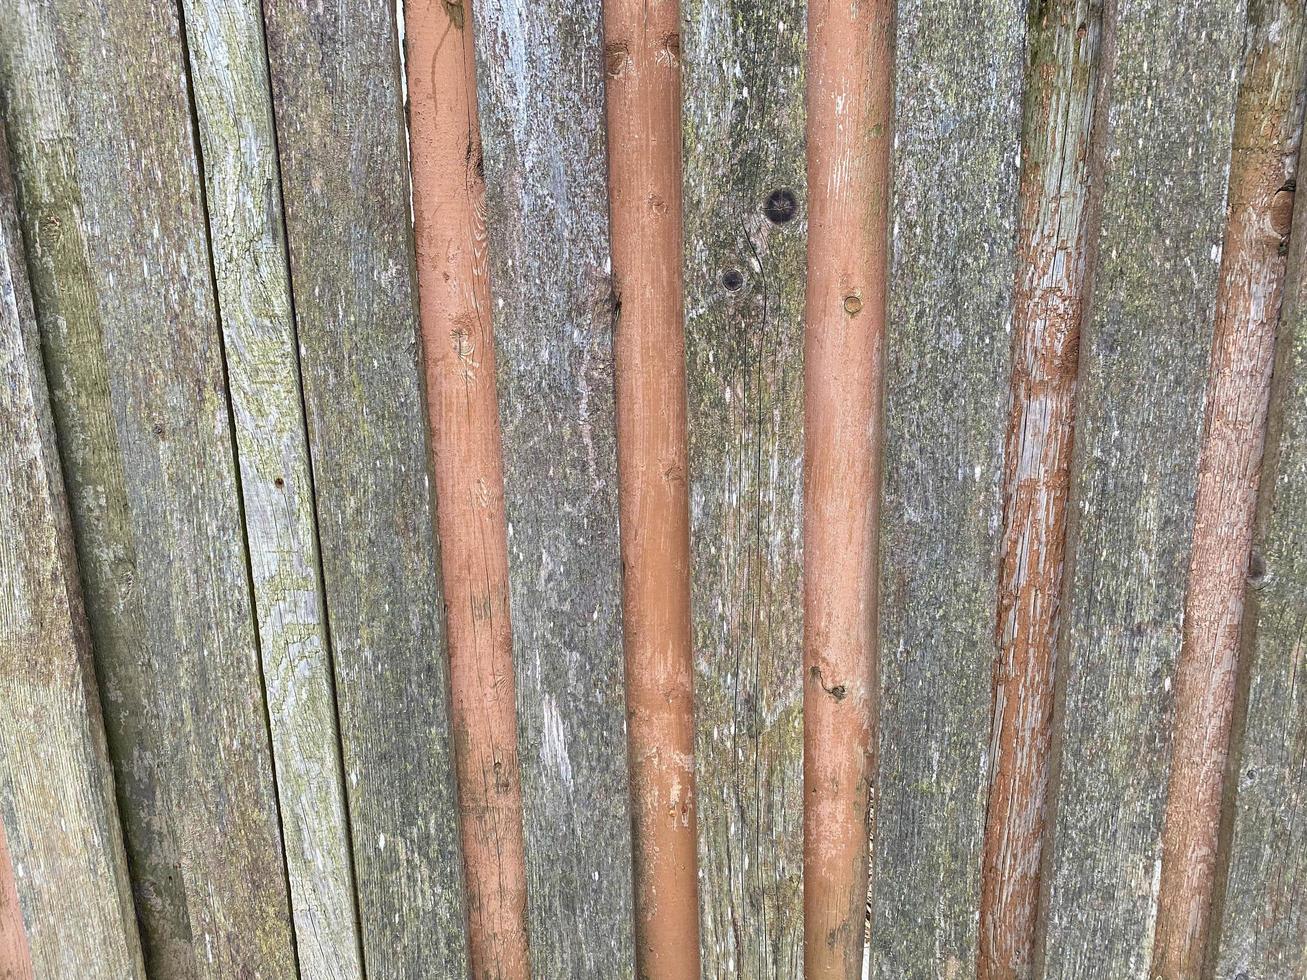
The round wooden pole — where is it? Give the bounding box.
[802,1,893,977]
[404,3,531,976]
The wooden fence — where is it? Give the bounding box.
[0,0,1303,978]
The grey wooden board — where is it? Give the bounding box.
[1212,67,1307,980]
[0,2,297,975]
[177,0,365,976]
[260,2,469,975]
[0,121,145,980]
[472,2,637,975]
[1038,0,1245,975]
[682,0,806,974]
[869,0,1025,975]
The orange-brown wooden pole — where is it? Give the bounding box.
[0,821,32,980]
[601,3,702,978]
[404,3,531,977]
[1153,0,1307,975]
[802,1,893,977]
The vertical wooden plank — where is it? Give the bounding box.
[402,1,533,977]
[0,122,144,980]
[869,0,1024,974]
[177,1,364,976]
[0,2,297,975]
[682,0,805,975]
[1213,20,1307,976]
[0,820,32,979]
[472,2,637,975]
[1153,0,1307,973]
[261,3,469,975]
[1038,1,1245,975]
[978,2,1107,976]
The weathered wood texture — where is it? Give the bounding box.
[1213,23,1307,978]
[682,0,805,974]
[403,1,532,976]
[0,123,144,980]
[0,3,297,975]
[261,2,468,974]
[0,820,31,979]
[178,3,364,976]
[1154,0,1307,974]
[869,1,1024,974]
[1038,1,1244,975]
[978,2,1105,977]
[472,2,636,975]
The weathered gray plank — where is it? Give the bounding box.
[178,1,364,976]
[1213,12,1307,971]
[682,0,805,974]
[261,2,468,975]
[0,2,297,975]
[1038,1,1245,975]
[0,121,144,980]
[869,1,1025,974]
[472,2,636,975]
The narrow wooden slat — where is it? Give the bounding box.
[177,1,364,975]
[0,3,297,975]
[1038,1,1245,974]
[472,2,637,974]
[0,122,144,980]
[869,1,1024,974]
[0,821,31,979]
[682,0,805,974]
[1153,0,1307,973]
[403,1,532,976]
[978,2,1106,976]
[261,2,469,973]
[1212,16,1307,977]
[803,2,893,979]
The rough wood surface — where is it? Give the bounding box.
[0,122,144,980]
[0,3,297,975]
[681,0,805,974]
[472,2,637,975]
[603,3,702,978]
[869,1,1024,974]
[1038,1,1245,975]
[403,1,532,976]
[802,2,892,979]
[179,2,365,975]
[1212,16,1307,975]
[0,820,31,980]
[261,2,469,975]
[978,2,1105,977]
[1153,0,1307,974]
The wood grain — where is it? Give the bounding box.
[0,2,297,975]
[681,0,805,975]
[869,0,1024,974]
[178,1,365,975]
[1038,1,1245,975]
[403,1,532,976]
[1153,0,1307,974]
[472,2,637,975]
[0,121,144,980]
[1210,10,1307,976]
[978,2,1106,976]
[261,2,469,974]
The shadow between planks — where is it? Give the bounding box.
[0,1,1305,979]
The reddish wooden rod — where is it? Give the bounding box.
[0,821,32,980]
[978,1,1105,976]
[601,2,702,977]
[404,2,531,977]
[1154,1,1307,975]
[802,1,893,977]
